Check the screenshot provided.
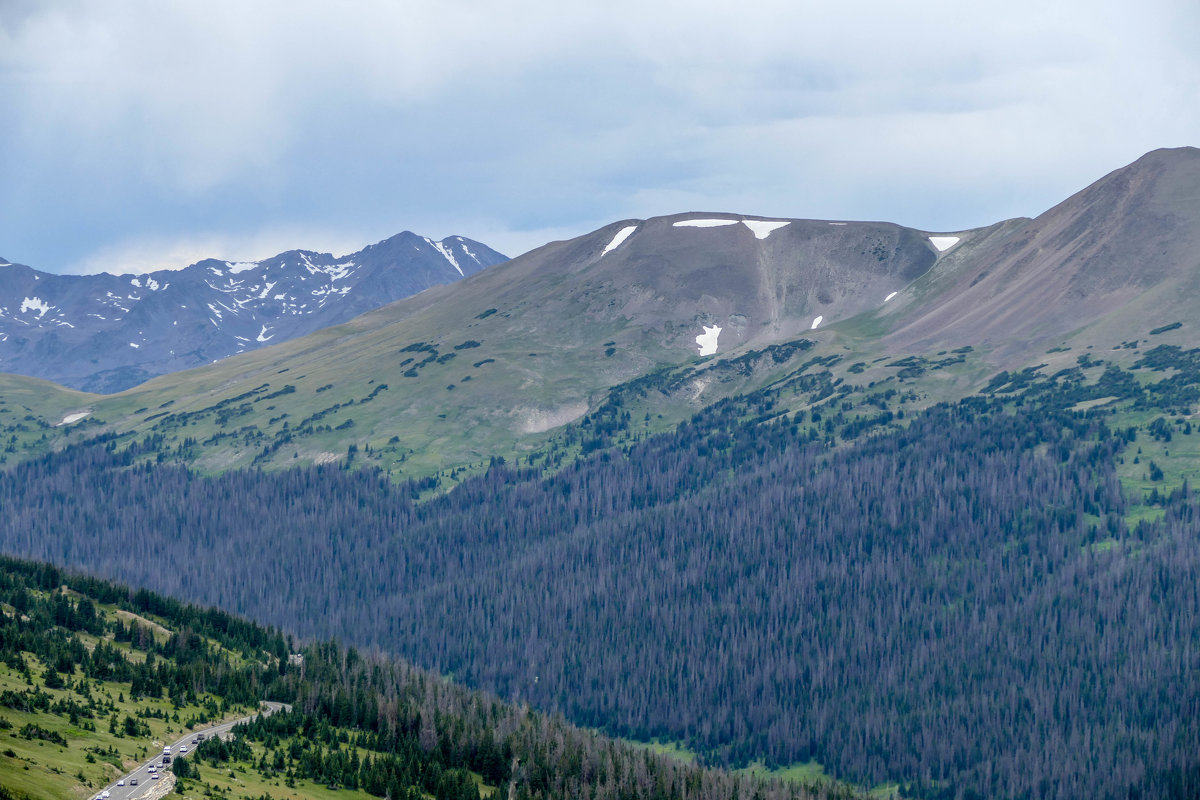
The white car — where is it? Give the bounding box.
[117,780,125,786]
[102,793,111,799]
[179,745,188,753]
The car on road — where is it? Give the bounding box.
[117,780,124,786]
[151,774,160,780]
[130,779,137,786]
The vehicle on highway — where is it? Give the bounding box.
[130,779,137,785]
[117,779,124,786]
[151,774,160,780]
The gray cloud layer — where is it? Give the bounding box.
[2,0,1197,273]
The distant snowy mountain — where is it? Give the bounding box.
[0,232,506,392]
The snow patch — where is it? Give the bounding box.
[674,219,739,228]
[130,278,141,288]
[456,238,479,261]
[146,278,161,291]
[225,261,259,274]
[20,297,52,318]
[56,411,90,426]
[884,291,898,302]
[431,240,463,276]
[325,261,354,281]
[929,236,960,252]
[695,325,722,356]
[810,316,823,329]
[602,225,638,256]
[742,220,790,239]
[129,342,140,349]
[257,325,273,342]
[828,222,847,226]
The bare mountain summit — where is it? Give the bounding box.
[880,146,1200,356]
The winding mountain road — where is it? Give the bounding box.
[91,701,289,800]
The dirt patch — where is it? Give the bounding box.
[516,403,589,434]
[128,772,174,800]
[113,609,172,641]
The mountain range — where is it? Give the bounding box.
[2,147,1200,800]
[0,232,506,392]
[1,146,1188,479]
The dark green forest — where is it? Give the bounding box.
[3,348,1200,799]
[0,556,844,800]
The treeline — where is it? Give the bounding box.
[4,358,1200,797]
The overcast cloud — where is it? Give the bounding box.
[1,0,1197,273]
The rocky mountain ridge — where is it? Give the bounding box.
[881,146,1200,358]
[0,232,507,392]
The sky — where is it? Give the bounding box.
[1,1,1198,275]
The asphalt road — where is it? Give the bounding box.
[90,701,289,800]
